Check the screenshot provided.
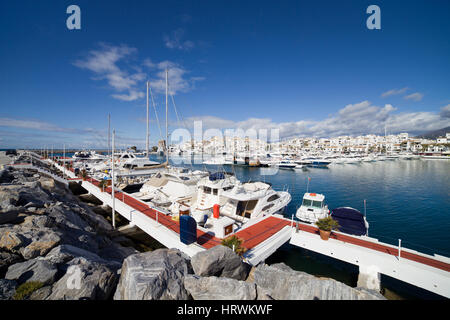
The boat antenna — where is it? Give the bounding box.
[364,199,367,217]
[306,176,310,193]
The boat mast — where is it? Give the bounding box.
[146,81,150,156]
[165,68,169,163]
[112,129,116,229]
[108,114,111,157]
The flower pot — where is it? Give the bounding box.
[319,230,331,241]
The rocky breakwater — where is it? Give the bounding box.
[114,244,385,300]
[0,167,138,300]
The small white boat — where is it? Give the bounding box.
[295,192,329,223]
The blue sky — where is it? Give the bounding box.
[0,0,449,149]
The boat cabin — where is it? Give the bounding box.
[301,193,326,209]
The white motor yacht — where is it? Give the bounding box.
[215,181,292,229]
[174,172,238,225]
[132,167,209,208]
[270,159,297,169]
[295,192,330,223]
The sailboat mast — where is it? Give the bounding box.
[108,114,111,157]
[165,68,169,163]
[146,81,149,156]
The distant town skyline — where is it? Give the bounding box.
[1,0,449,149]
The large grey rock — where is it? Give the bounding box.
[29,285,52,300]
[0,279,17,300]
[0,229,28,252]
[97,242,139,264]
[114,248,193,300]
[190,245,250,280]
[253,263,385,300]
[0,251,22,277]
[5,259,58,285]
[21,215,55,229]
[0,211,19,224]
[47,257,118,300]
[0,185,20,208]
[19,231,61,260]
[184,275,257,300]
[44,244,120,269]
[0,183,52,210]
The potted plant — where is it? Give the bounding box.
[315,216,340,241]
[80,169,87,181]
[98,179,108,191]
[221,235,247,256]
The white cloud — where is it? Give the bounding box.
[440,104,450,118]
[148,61,204,95]
[163,28,195,50]
[75,43,203,100]
[74,44,145,101]
[111,90,145,101]
[180,101,450,139]
[381,87,409,98]
[404,92,424,101]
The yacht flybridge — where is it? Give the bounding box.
[131,167,209,208]
[218,181,291,227]
[175,171,239,224]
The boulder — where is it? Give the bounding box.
[47,257,118,300]
[114,248,193,300]
[29,285,52,300]
[97,242,139,264]
[0,251,22,277]
[0,230,28,252]
[44,244,120,269]
[190,245,250,280]
[0,279,17,300]
[19,231,61,260]
[39,177,56,192]
[5,259,58,285]
[21,215,55,229]
[0,211,19,224]
[0,185,20,208]
[184,275,257,300]
[253,263,385,300]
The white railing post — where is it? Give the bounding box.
[398,239,402,260]
[291,214,294,227]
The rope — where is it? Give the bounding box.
[148,84,164,142]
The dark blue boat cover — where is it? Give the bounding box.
[331,207,367,236]
[179,215,197,244]
[209,172,226,181]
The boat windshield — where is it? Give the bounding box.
[302,199,322,208]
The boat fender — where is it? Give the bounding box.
[213,204,220,219]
